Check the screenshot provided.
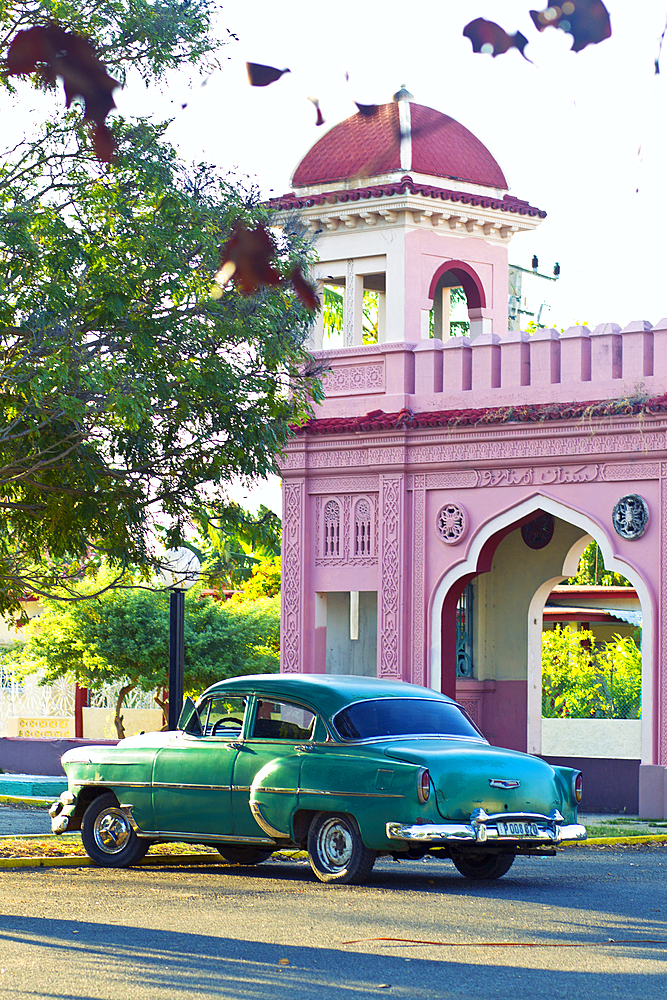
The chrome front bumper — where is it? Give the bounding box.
[387,808,586,846]
[49,791,77,834]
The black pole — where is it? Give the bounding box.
[168,588,185,731]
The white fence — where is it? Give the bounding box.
[0,662,158,738]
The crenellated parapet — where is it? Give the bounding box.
[310,320,666,417]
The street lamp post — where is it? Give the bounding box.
[159,547,201,731]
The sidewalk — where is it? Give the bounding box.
[0,773,66,798]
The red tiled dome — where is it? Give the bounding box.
[292,102,508,190]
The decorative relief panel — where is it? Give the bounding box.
[436,503,469,544]
[424,472,478,490]
[308,476,379,494]
[458,699,480,726]
[612,495,649,540]
[307,447,405,469]
[602,463,661,481]
[411,475,426,687]
[324,363,385,395]
[408,432,665,466]
[367,447,406,467]
[379,476,403,678]
[281,482,304,673]
[315,494,378,566]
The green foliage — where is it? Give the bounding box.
[8,570,280,735]
[1,1,223,91]
[0,2,322,614]
[0,121,320,611]
[567,541,631,587]
[542,625,642,719]
[234,556,281,601]
[323,286,379,343]
[190,503,281,589]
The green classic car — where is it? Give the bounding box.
[50,674,586,884]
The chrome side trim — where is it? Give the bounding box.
[72,780,151,788]
[251,786,297,795]
[135,830,277,844]
[298,787,404,799]
[118,804,141,832]
[249,801,289,839]
[152,782,232,791]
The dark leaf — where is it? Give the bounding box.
[291,268,320,310]
[463,18,530,58]
[91,123,116,164]
[7,24,119,160]
[529,1,611,53]
[217,224,282,296]
[308,96,324,126]
[246,62,290,86]
[355,102,379,117]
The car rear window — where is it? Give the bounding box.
[332,698,483,741]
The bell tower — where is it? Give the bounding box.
[270,89,545,348]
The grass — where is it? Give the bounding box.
[0,835,221,859]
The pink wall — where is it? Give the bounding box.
[311,320,666,419]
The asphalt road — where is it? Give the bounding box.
[0,804,52,836]
[1,846,666,999]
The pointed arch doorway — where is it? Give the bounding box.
[429,495,652,808]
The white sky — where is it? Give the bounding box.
[8,1,667,516]
[116,0,667,334]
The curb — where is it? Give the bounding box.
[1,839,665,870]
[0,850,309,871]
[0,853,232,870]
[0,794,55,808]
[563,834,667,848]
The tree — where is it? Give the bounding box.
[9,570,280,737]
[0,4,322,615]
[190,502,281,590]
[566,541,631,587]
[233,555,281,601]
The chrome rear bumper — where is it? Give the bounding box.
[387,808,586,845]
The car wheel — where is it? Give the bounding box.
[450,851,515,880]
[215,846,274,865]
[307,812,376,885]
[81,793,150,868]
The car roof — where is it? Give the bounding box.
[201,674,455,718]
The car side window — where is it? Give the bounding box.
[199,697,247,738]
[251,700,316,742]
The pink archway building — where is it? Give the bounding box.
[269,92,667,817]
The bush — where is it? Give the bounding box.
[542,626,641,719]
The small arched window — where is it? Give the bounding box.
[354,498,372,556]
[324,500,341,557]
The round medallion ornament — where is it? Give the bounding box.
[521,513,554,550]
[612,495,649,540]
[436,503,468,545]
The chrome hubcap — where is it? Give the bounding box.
[93,808,132,854]
[317,819,353,871]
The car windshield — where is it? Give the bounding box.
[332,698,484,741]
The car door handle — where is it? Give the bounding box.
[228,742,243,750]
[295,744,314,753]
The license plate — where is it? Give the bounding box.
[496,821,541,837]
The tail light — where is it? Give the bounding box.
[417,768,431,803]
[573,771,583,803]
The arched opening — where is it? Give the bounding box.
[427,261,486,340]
[429,494,652,812]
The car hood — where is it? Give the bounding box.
[383,739,566,821]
